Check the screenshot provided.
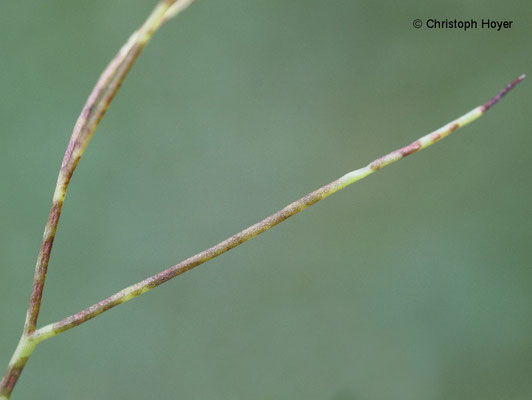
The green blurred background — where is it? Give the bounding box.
[1,1,531,399]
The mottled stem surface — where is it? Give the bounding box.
[31,74,525,340]
[24,0,189,338]
[0,1,196,398]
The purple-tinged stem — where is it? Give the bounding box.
[1,1,196,398]
[481,74,526,112]
[23,0,185,336]
[33,75,525,340]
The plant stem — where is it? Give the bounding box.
[1,1,196,398]
[24,0,190,338]
[31,74,524,340]
[0,335,40,400]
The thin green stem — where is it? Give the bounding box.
[0,335,41,400]
[32,74,525,341]
[1,1,196,398]
[23,0,189,337]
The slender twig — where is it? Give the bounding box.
[0,3,525,400]
[0,1,196,398]
[24,0,191,337]
[29,74,524,342]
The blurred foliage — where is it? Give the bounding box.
[1,1,531,399]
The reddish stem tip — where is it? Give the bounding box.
[481,74,526,112]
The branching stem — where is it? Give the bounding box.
[0,1,195,398]
[34,74,525,340]
[0,1,525,399]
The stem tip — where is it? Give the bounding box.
[481,74,526,112]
